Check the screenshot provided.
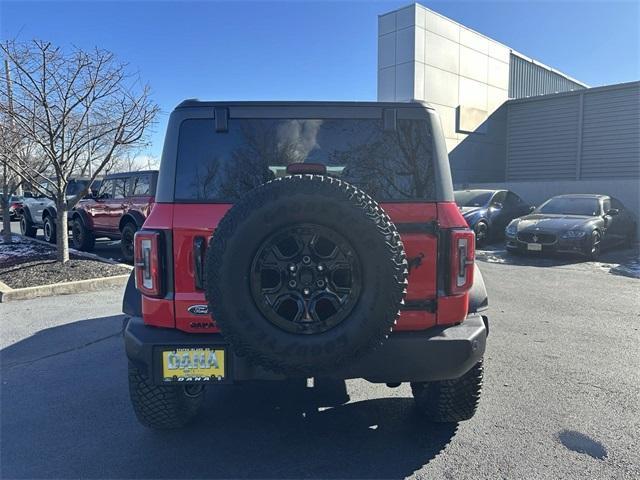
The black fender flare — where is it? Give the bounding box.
[71,208,92,228]
[468,263,488,314]
[42,206,57,223]
[19,205,35,223]
[119,211,145,232]
[122,270,142,317]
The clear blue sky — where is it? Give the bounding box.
[2,0,638,159]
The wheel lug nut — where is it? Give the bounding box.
[317,280,325,288]
[303,288,310,295]
[289,280,297,288]
[302,256,311,264]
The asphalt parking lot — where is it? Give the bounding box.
[1,245,639,479]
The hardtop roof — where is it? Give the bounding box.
[104,170,158,179]
[175,99,435,110]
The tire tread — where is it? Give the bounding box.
[411,359,484,423]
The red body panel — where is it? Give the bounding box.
[75,195,155,235]
[173,204,231,332]
[140,200,472,333]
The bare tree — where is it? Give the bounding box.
[0,40,158,261]
[106,150,159,174]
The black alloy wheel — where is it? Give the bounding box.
[43,216,56,243]
[250,223,361,335]
[588,230,601,260]
[474,221,489,247]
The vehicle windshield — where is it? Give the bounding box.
[67,180,90,196]
[454,191,492,207]
[537,197,601,216]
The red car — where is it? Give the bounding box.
[71,170,158,262]
[121,101,489,430]
[4,195,23,221]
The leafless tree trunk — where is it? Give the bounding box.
[2,56,15,242]
[0,40,158,262]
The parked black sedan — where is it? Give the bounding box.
[455,189,532,246]
[505,194,637,260]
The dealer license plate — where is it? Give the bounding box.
[527,243,543,251]
[162,348,225,382]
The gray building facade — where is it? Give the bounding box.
[470,81,640,220]
[378,3,640,221]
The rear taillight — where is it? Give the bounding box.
[134,230,163,297]
[449,229,475,294]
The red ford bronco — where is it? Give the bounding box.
[71,170,158,262]
[122,101,489,429]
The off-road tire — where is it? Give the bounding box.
[20,213,37,237]
[127,362,204,429]
[120,222,137,263]
[43,215,56,244]
[71,219,96,251]
[205,174,408,376]
[411,359,483,423]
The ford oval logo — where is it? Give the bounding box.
[187,304,209,315]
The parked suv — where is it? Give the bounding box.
[122,101,489,429]
[19,178,93,243]
[71,170,158,262]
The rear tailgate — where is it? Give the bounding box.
[171,202,438,333]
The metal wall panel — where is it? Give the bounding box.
[507,95,580,180]
[580,84,640,179]
[506,82,640,182]
[509,54,585,98]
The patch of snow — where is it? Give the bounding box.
[475,249,509,264]
[0,235,53,265]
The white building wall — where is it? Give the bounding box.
[377,3,510,153]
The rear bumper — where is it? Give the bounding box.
[123,314,488,384]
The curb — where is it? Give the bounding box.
[0,274,130,303]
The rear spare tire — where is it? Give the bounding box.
[205,175,408,376]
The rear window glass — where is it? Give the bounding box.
[174,118,435,202]
[129,174,153,196]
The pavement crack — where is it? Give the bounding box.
[3,329,123,370]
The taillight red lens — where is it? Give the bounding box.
[449,229,475,294]
[134,230,163,297]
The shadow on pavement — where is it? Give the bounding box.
[1,315,457,479]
